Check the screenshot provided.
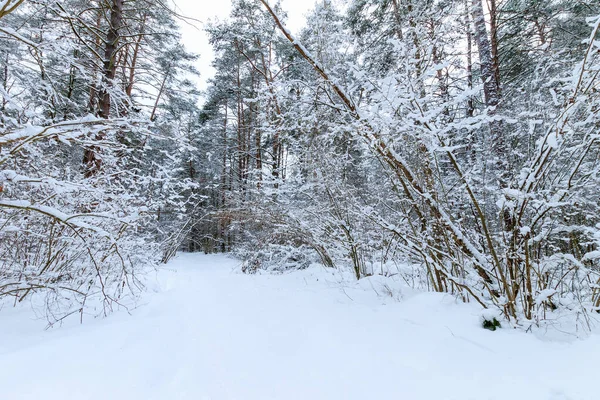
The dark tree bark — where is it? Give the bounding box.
[98,0,123,119]
[465,2,475,118]
[83,0,123,177]
[88,9,103,114]
[488,0,501,92]
[471,0,508,188]
[472,0,517,236]
[126,13,147,98]
[471,0,500,109]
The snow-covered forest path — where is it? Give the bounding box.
[0,254,598,400]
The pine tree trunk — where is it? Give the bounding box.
[88,9,103,114]
[465,2,474,118]
[471,0,508,187]
[98,0,123,119]
[1,53,8,114]
[221,102,229,252]
[126,14,146,98]
[471,0,500,109]
[83,0,123,177]
[488,0,501,92]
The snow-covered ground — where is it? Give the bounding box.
[0,253,598,400]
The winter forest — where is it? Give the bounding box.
[2,0,600,394]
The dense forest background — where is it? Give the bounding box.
[1,0,600,329]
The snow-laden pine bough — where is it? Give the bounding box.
[0,116,195,325]
[0,0,201,324]
[0,118,145,323]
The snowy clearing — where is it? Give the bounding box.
[0,254,598,400]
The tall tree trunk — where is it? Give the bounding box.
[471,0,500,109]
[429,19,449,110]
[98,0,123,119]
[473,0,517,316]
[150,66,170,122]
[465,2,475,118]
[464,1,477,169]
[83,0,123,177]
[1,53,8,114]
[221,101,229,252]
[488,0,501,92]
[390,0,404,41]
[126,13,147,98]
[236,54,244,189]
[471,0,508,187]
[88,9,103,114]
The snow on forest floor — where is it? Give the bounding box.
[0,253,599,400]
